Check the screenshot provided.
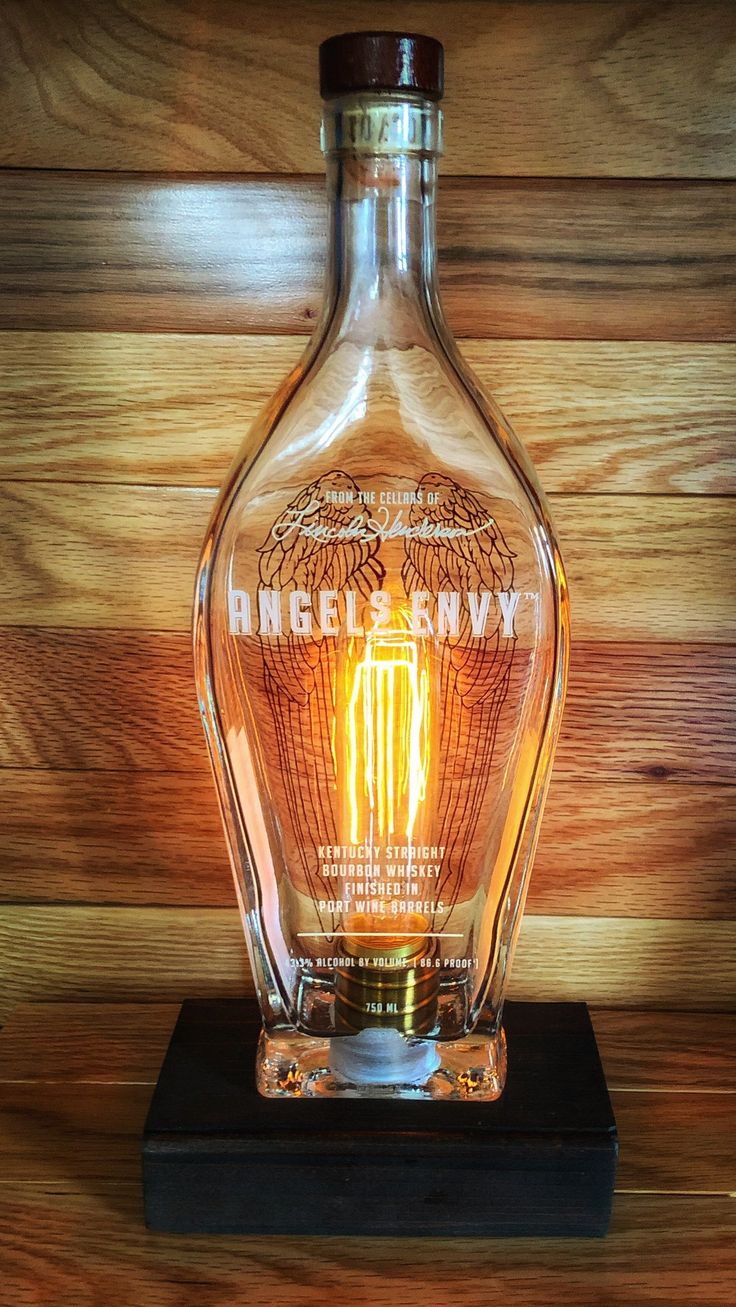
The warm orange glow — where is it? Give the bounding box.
[338,609,434,853]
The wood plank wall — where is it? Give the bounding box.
[0,1,734,1020]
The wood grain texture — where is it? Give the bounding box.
[0,632,201,772]
[0,906,247,1023]
[0,1003,179,1085]
[0,1075,734,1194]
[1,1004,734,1301]
[3,1002,734,1093]
[1,771,734,920]
[0,1078,734,1194]
[2,333,734,494]
[1,1,734,178]
[2,484,734,639]
[0,1082,152,1186]
[0,771,227,906]
[613,1093,736,1193]
[1,172,734,340]
[1,634,733,784]
[592,1009,736,1093]
[0,1189,733,1307]
[555,643,736,785]
[1,909,734,1020]
[534,781,736,919]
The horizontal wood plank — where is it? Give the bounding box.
[613,1093,736,1193]
[1,1,734,178]
[0,1190,733,1306]
[0,1076,734,1194]
[0,483,211,631]
[0,906,247,1023]
[1,909,734,1020]
[3,1003,734,1094]
[1,771,734,919]
[1,333,734,494]
[0,1082,152,1185]
[0,632,201,772]
[0,1003,179,1085]
[0,771,228,907]
[2,484,734,639]
[1,635,732,784]
[533,781,736,919]
[555,643,736,786]
[592,1010,736,1094]
[1,172,733,339]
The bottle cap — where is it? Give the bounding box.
[319,31,444,102]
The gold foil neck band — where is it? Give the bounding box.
[321,97,443,157]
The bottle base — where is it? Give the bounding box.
[256,1022,507,1100]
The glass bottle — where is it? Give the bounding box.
[193,31,569,1100]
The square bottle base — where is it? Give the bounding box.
[257,1022,507,1099]
[143,998,618,1236]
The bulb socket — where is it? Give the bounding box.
[335,912,440,1036]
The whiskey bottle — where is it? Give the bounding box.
[193,31,569,1099]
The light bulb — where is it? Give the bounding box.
[333,606,440,1036]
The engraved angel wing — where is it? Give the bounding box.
[257,472,385,925]
[401,473,516,919]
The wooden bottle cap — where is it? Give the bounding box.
[319,31,444,102]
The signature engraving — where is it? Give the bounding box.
[270,500,496,545]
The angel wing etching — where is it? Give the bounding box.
[401,473,516,922]
[256,471,385,928]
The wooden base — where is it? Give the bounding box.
[142,999,618,1237]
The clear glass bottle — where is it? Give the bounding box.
[193,32,569,1100]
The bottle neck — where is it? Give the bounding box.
[320,96,443,347]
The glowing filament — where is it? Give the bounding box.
[341,618,432,849]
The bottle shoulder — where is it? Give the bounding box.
[229,337,547,516]
[214,337,564,593]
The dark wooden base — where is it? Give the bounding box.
[142,999,617,1237]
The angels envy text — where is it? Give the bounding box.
[227,588,527,639]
